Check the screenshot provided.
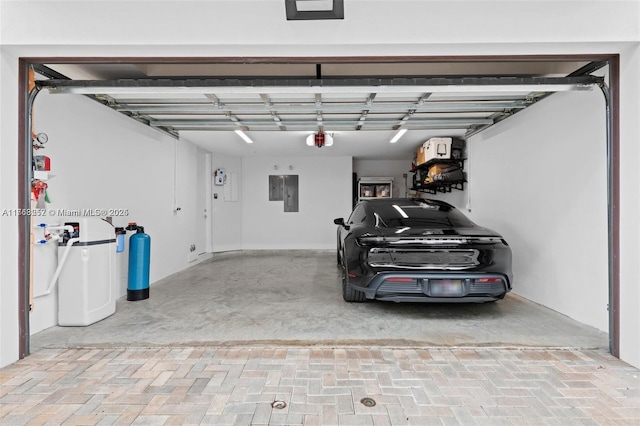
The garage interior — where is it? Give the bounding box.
[2,1,639,424]
[24,56,611,354]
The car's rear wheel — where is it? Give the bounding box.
[341,263,366,303]
[485,293,506,302]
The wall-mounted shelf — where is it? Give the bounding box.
[411,158,466,195]
[358,177,394,202]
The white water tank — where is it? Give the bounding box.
[57,217,117,326]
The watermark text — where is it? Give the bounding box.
[1,208,129,217]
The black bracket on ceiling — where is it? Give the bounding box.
[31,64,71,81]
[567,60,609,78]
[285,0,344,20]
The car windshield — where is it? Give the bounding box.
[373,200,475,228]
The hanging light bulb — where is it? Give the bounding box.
[324,133,334,147]
[305,134,315,147]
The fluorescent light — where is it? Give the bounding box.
[390,128,407,143]
[234,129,253,144]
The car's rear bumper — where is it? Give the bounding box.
[375,295,503,303]
[350,271,510,303]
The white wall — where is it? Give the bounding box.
[2,1,638,49]
[28,90,206,334]
[467,90,608,332]
[241,156,352,249]
[1,0,639,368]
[209,154,352,251]
[618,45,640,366]
[0,47,21,366]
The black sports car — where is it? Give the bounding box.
[334,198,512,303]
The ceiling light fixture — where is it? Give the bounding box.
[306,131,333,148]
[390,128,407,143]
[234,129,253,144]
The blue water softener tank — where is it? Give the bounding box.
[127,225,151,301]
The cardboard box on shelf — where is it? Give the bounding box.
[416,145,427,166]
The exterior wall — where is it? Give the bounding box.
[617,44,640,366]
[1,0,638,368]
[0,46,21,367]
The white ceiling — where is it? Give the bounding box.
[181,128,459,160]
[36,59,600,160]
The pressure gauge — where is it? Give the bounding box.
[36,133,48,144]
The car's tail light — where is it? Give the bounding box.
[362,236,506,245]
[382,277,418,287]
[356,236,386,246]
[384,277,415,283]
[475,277,502,283]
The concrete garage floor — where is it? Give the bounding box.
[31,250,608,351]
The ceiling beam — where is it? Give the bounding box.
[152,116,492,130]
[393,92,432,130]
[111,100,530,115]
[205,93,250,131]
[38,76,602,95]
[356,93,376,130]
[260,93,286,130]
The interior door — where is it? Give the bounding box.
[189,150,209,261]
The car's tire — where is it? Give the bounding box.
[484,293,506,303]
[341,264,366,303]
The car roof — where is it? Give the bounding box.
[360,198,455,209]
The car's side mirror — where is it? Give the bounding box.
[333,218,350,230]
